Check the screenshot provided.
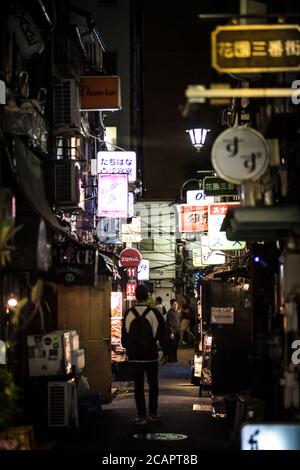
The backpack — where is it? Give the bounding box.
[126,306,157,361]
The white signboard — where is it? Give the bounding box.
[128,192,134,218]
[241,423,300,450]
[193,249,204,267]
[211,127,269,184]
[122,217,142,243]
[137,259,150,281]
[186,190,214,206]
[0,81,6,104]
[0,340,6,364]
[208,203,246,251]
[211,307,234,324]
[97,174,128,218]
[97,151,136,183]
[201,235,225,265]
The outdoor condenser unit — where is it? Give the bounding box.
[48,379,78,427]
[51,160,80,207]
[53,79,81,132]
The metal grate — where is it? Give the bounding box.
[55,163,72,203]
[48,385,66,426]
[53,79,80,131]
[53,80,71,127]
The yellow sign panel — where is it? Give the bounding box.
[211,24,300,73]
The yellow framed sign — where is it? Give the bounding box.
[211,24,300,73]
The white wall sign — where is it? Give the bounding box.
[241,423,300,450]
[128,192,134,218]
[211,307,234,324]
[193,249,204,267]
[0,80,6,104]
[137,259,150,281]
[97,151,136,183]
[186,190,214,206]
[201,235,225,265]
[0,340,6,364]
[208,203,246,251]
[97,174,128,218]
[211,127,269,184]
[122,217,142,243]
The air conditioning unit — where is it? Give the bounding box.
[53,79,81,133]
[51,160,80,207]
[48,379,78,427]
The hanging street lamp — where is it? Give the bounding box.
[186,128,210,151]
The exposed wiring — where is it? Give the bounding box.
[83,131,128,152]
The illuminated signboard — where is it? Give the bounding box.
[241,423,300,450]
[177,205,208,233]
[137,259,150,281]
[97,174,128,218]
[200,235,225,266]
[97,151,136,183]
[80,75,121,111]
[208,203,245,251]
[211,24,300,73]
[186,190,214,206]
[122,217,142,243]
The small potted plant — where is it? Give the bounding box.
[0,368,22,449]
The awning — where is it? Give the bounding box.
[221,206,300,241]
[14,138,68,235]
[98,251,119,277]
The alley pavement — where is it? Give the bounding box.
[54,346,232,451]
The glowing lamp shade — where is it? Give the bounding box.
[186,128,210,151]
[7,295,18,308]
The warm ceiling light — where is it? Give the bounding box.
[186,128,210,151]
[7,295,18,308]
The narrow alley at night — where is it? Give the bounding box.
[1,0,300,464]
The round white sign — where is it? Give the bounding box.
[211,127,269,184]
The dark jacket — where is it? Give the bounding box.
[166,308,181,333]
[121,304,168,361]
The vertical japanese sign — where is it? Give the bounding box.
[211,127,269,185]
[177,205,208,233]
[126,282,137,300]
[211,24,300,73]
[208,203,245,251]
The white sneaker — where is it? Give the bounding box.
[134,416,147,425]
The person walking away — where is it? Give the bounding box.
[122,285,168,425]
[166,299,181,362]
[179,295,196,345]
[155,296,167,321]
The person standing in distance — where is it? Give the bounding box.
[166,299,181,362]
[155,296,167,321]
[121,284,168,425]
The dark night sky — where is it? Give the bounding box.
[142,0,239,200]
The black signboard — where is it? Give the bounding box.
[51,240,98,286]
[203,176,239,196]
[211,24,300,73]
